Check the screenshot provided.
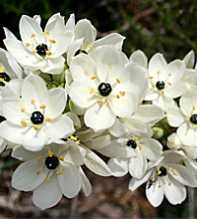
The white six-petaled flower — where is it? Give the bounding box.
[0,74,74,151]
[69,46,147,131]
[4,13,74,74]
[11,145,91,210]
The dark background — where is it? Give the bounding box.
[0,0,197,218]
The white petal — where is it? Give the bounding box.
[0,138,7,154]
[75,19,97,50]
[109,118,127,137]
[67,38,83,66]
[46,88,67,118]
[128,153,147,179]
[84,150,112,176]
[166,99,184,127]
[90,46,128,78]
[167,60,185,83]
[129,170,152,191]
[21,74,48,105]
[12,146,44,161]
[146,178,164,207]
[69,80,96,108]
[0,48,21,79]
[164,176,186,205]
[12,159,47,191]
[33,176,62,210]
[45,14,73,56]
[141,138,163,161]
[184,50,195,68]
[110,86,138,117]
[123,62,147,100]
[129,50,148,69]
[40,56,65,74]
[84,103,116,131]
[80,167,92,196]
[180,92,197,116]
[58,165,81,198]
[164,80,186,98]
[132,104,164,126]
[70,53,97,82]
[2,101,23,125]
[148,53,167,79]
[45,115,75,140]
[94,33,125,50]
[108,158,128,177]
[65,14,75,32]
[177,123,197,146]
[3,28,40,69]
[19,15,44,43]
[98,139,134,158]
[169,164,197,187]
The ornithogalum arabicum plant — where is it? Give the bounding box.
[0,13,197,210]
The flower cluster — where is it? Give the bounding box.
[0,13,197,209]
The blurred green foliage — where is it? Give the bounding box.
[1,0,197,61]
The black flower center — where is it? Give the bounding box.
[190,114,197,124]
[0,116,5,123]
[30,111,44,125]
[36,44,48,57]
[126,139,137,149]
[45,155,59,170]
[156,81,165,90]
[158,166,167,177]
[75,49,88,56]
[0,72,11,86]
[98,82,112,96]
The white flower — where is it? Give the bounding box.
[0,48,23,105]
[166,91,197,146]
[168,133,197,160]
[69,46,147,131]
[63,112,112,176]
[0,74,74,151]
[4,13,74,74]
[65,18,126,91]
[181,50,197,94]
[129,151,197,207]
[106,133,162,179]
[109,103,164,137]
[67,17,125,59]
[11,145,91,210]
[131,51,186,110]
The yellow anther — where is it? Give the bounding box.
[119,91,125,96]
[90,75,97,80]
[45,118,52,122]
[68,135,80,144]
[31,99,36,105]
[21,107,26,113]
[31,33,36,38]
[25,43,31,47]
[40,104,46,109]
[59,156,64,161]
[89,88,96,94]
[116,78,121,84]
[44,31,49,36]
[21,120,27,127]
[0,65,5,73]
[49,39,56,44]
[48,150,54,157]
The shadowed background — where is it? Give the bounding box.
[0,0,196,218]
